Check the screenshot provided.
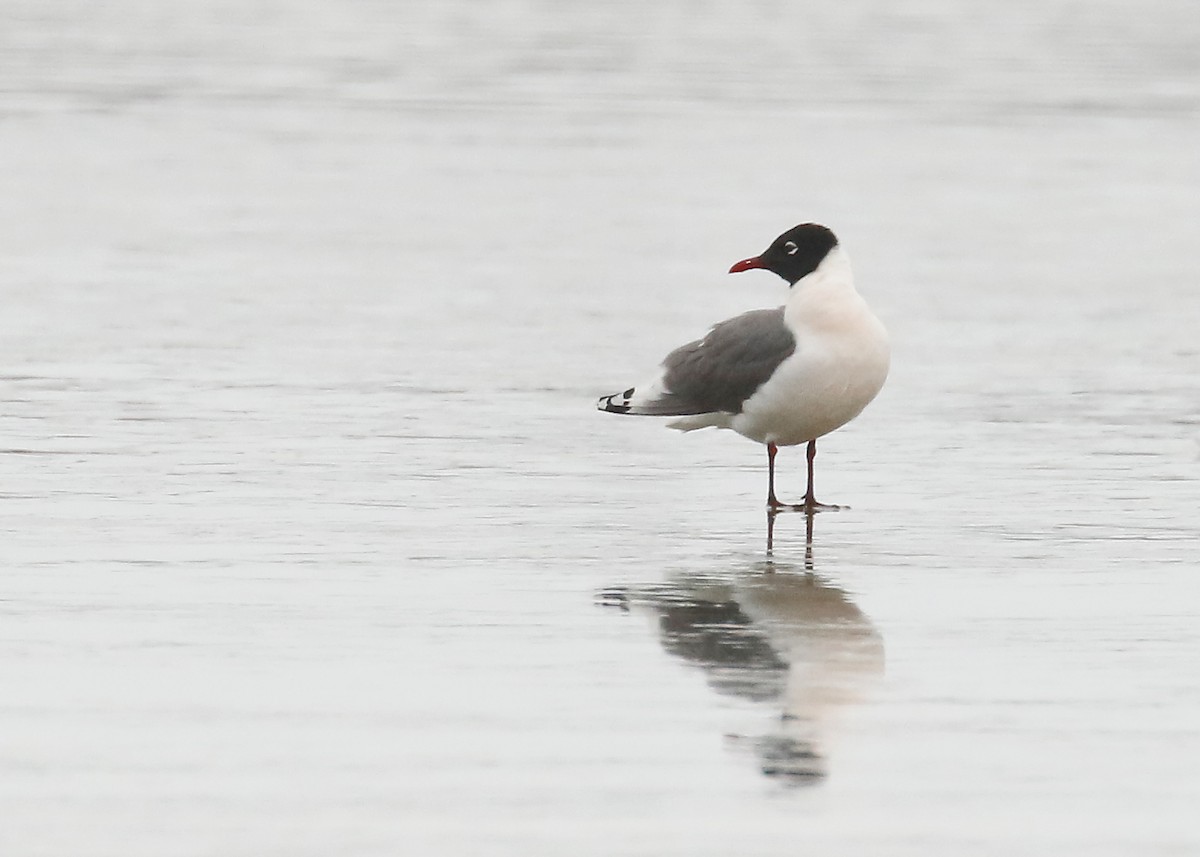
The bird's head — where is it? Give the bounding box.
[729,223,839,286]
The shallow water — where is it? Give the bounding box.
[2,2,1199,855]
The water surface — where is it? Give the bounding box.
[1,2,1198,855]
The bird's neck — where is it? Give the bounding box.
[787,246,856,302]
[784,246,865,330]
[793,244,853,292]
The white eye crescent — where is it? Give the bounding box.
[783,241,798,255]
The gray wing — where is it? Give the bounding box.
[653,307,795,415]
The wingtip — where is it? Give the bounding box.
[597,388,635,414]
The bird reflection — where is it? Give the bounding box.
[599,517,883,785]
[767,501,816,557]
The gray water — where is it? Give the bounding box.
[2,2,1199,855]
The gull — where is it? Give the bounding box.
[598,223,889,511]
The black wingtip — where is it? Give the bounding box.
[597,390,633,414]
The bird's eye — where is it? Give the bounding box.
[783,241,798,255]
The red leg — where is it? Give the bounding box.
[804,439,818,507]
[801,439,842,512]
[767,442,783,508]
[765,440,843,513]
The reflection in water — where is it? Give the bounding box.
[600,518,883,785]
[767,503,816,556]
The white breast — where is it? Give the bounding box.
[731,247,889,446]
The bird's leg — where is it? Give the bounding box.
[803,439,818,507]
[765,442,836,553]
[767,440,843,513]
[766,442,786,509]
[765,443,781,553]
[801,439,843,512]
